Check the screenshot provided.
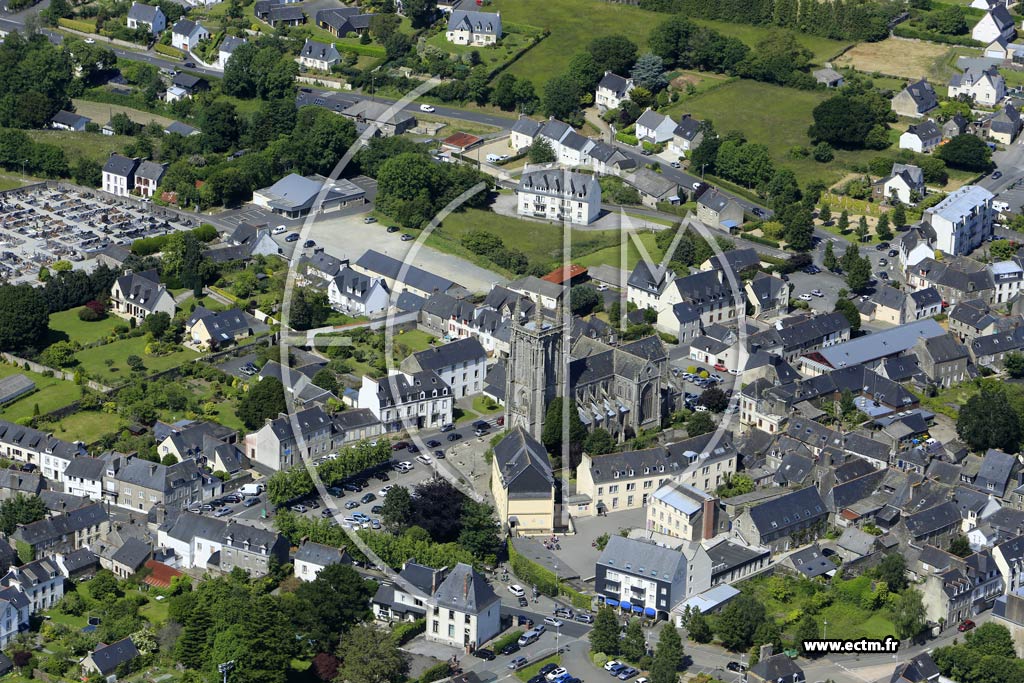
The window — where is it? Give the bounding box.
[432,621,439,633]
[448,624,455,638]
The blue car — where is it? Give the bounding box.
[551,674,572,683]
[606,664,625,676]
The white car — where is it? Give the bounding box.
[810,289,824,298]
[543,617,563,628]
[84,38,95,44]
[604,661,622,672]
[508,584,526,597]
[798,293,813,301]
[415,454,432,465]
[693,405,708,412]
[545,668,568,681]
[419,104,435,112]
[272,225,287,235]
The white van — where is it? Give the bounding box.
[486,154,502,163]
[508,584,526,597]
[239,483,265,496]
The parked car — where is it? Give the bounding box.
[545,668,568,681]
[243,497,260,507]
[285,233,299,242]
[343,483,362,492]
[518,596,529,607]
[518,630,541,647]
[360,493,376,504]
[959,619,976,632]
[554,607,574,619]
[713,363,727,372]
[508,584,526,597]
[617,668,638,680]
[415,454,432,465]
[810,289,824,297]
[472,649,495,661]
[426,439,441,448]
[214,507,232,517]
[539,664,560,677]
[184,61,196,67]
[502,642,521,656]
[574,613,594,624]
[798,293,813,301]
[603,662,622,672]
[993,171,1003,179]
[447,432,462,441]
[605,663,625,676]
[401,233,414,241]
[321,508,333,518]
[290,504,308,513]
[391,441,409,451]
[876,242,890,251]
[363,216,377,224]
[434,450,445,459]
[272,225,287,235]
[888,249,898,257]
[726,662,745,673]
[344,500,359,510]
[440,423,455,432]
[303,239,316,248]
[420,104,436,112]
[669,161,680,168]
[371,505,384,514]
[878,271,889,280]
[387,225,400,233]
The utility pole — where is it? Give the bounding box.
[219,660,235,683]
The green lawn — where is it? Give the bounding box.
[393,329,438,354]
[24,130,131,164]
[919,380,980,419]
[0,363,78,422]
[425,28,541,73]
[75,337,199,383]
[47,308,122,346]
[472,395,502,415]
[516,655,560,681]
[691,18,849,63]
[38,410,127,443]
[576,230,665,270]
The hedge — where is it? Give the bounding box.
[743,235,781,248]
[419,662,452,683]
[154,43,184,58]
[508,540,591,610]
[59,17,97,33]
[335,41,386,57]
[503,21,545,36]
[892,24,981,46]
[615,132,638,145]
[391,618,425,645]
[491,630,523,652]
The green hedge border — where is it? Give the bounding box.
[508,539,591,610]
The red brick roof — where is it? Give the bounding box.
[541,264,588,284]
[143,560,184,589]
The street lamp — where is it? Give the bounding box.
[218,660,235,683]
[823,619,828,640]
[553,563,560,655]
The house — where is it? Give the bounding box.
[164,121,200,137]
[905,257,995,305]
[970,325,1024,369]
[101,154,138,197]
[949,64,1006,106]
[745,272,790,319]
[733,485,828,553]
[244,406,335,471]
[747,648,805,683]
[646,482,723,542]
[624,168,679,209]
[185,307,253,349]
[669,114,703,158]
[2,558,64,612]
[445,9,501,46]
[509,116,543,152]
[943,112,969,139]
[265,4,306,27]
[516,168,601,225]
[217,35,246,69]
[226,221,280,258]
[126,2,165,33]
[892,79,939,118]
[11,503,108,558]
[158,513,288,576]
[746,312,851,363]
[427,563,502,649]
[856,286,909,324]
[353,250,466,300]
[595,71,634,110]
[107,537,152,579]
[328,266,390,316]
[972,6,1017,44]
[294,540,351,581]
[924,185,995,256]
[0,587,28,647]
[899,121,942,153]
[104,453,204,512]
[298,39,340,71]
[81,637,140,680]
[988,103,1022,144]
[696,188,745,230]
[170,19,210,51]
[133,160,165,199]
[596,535,708,619]
[170,73,208,99]
[992,259,1024,303]
[780,543,835,579]
[948,299,1005,343]
[635,109,677,144]
[888,653,940,683]
[50,110,90,132]
[813,66,844,88]
[903,501,962,547]
[315,7,373,37]
[372,560,443,622]
[358,371,453,432]
[994,533,1024,594]
[799,317,943,374]
[400,337,487,398]
[912,333,969,387]
[876,163,926,204]
[340,99,416,137]
[908,287,943,320]
[490,428,555,536]
[0,420,84,484]
[252,174,365,218]
[109,269,174,324]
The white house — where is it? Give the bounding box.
[924,185,995,256]
[101,154,138,197]
[217,35,246,69]
[899,121,943,153]
[294,541,351,581]
[2,559,63,613]
[595,71,634,110]
[171,19,210,51]
[298,38,341,71]
[49,110,90,132]
[972,6,1016,44]
[445,10,501,46]
[358,371,453,432]
[400,337,487,399]
[516,167,601,225]
[669,114,703,158]
[880,163,926,204]
[110,269,176,324]
[427,563,501,649]
[327,266,390,316]
[635,109,676,144]
[126,2,166,34]
[949,64,1006,106]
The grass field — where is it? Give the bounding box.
[834,37,954,82]
[417,113,502,138]
[75,337,199,383]
[425,29,541,74]
[691,17,849,63]
[37,410,128,443]
[0,171,36,190]
[71,98,174,127]
[0,363,78,422]
[47,308,122,346]
[392,329,437,354]
[25,130,131,164]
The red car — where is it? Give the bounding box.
[958,619,976,632]
[714,363,728,372]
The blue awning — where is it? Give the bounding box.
[604,598,619,607]
[644,607,656,617]
[632,605,643,613]
[620,601,632,610]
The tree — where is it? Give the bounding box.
[198,99,240,153]
[292,564,375,650]
[892,202,907,228]
[0,284,49,351]
[588,35,639,76]
[590,607,620,655]
[237,376,287,430]
[949,535,971,558]
[622,618,646,662]
[837,210,849,232]
[458,499,501,562]
[584,428,615,455]
[808,96,880,149]
[819,203,832,225]
[650,622,683,683]
[991,239,1018,261]
[89,570,122,604]
[876,212,893,241]
[796,615,820,656]
[716,594,766,651]
[1005,352,1024,378]
[875,553,908,591]
[937,133,992,171]
[528,138,556,164]
[927,4,967,34]
[175,602,212,669]
[570,285,600,316]
[312,368,338,394]
[40,340,78,368]
[686,411,715,437]
[402,0,437,28]
[161,231,209,291]
[542,75,581,120]
[823,241,838,271]
[410,478,464,542]
[0,494,47,535]
[833,298,861,332]
[781,204,814,251]
[687,610,712,643]
[290,289,331,331]
[892,589,926,640]
[699,386,729,412]
[141,311,171,339]
[542,397,586,467]
[957,385,1022,453]
[845,254,873,293]
[630,52,667,92]
[965,623,1016,658]
[72,158,102,187]
[856,215,869,242]
[490,73,519,111]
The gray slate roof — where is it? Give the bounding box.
[127,2,162,23]
[493,427,554,498]
[597,535,685,580]
[102,154,138,178]
[747,485,827,536]
[110,537,151,571]
[433,562,499,614]
[356,250,460,296]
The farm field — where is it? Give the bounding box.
[71,98,175,128]
[834,37,953,82]
[24,130,131,165]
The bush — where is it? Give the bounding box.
[592,653,609,668]
[154,43,184,58]
[419,662,452,683]
[58,17,96,32]
[892,23,981,46]
[491,630,523,652]
[391,619,425,645]
[744,235,781,248]
[615,132,639,145]
[78,306,101,322]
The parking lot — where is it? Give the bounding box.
[0,184,197,283]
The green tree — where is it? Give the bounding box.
[948,535,971,558]
[965,622,1016,658]
[292,564,375,651]
[491,73,519,111]
[312,368,339,395]
[528,137,556,164]
[570,285,601,316]
[823,241,838,271]
[796,615,820,656]
[589,607,620,655]
[72,158,102,187]
[0,284,49,351]
[927,5,967,34]
[845,254,873,293]
[401,0,437,28]
[458,499,501,562]
[686,411,715,436]
[892,202,906,228]
[937,134,992,171]
[1005,352,1024,378]
[957,385,1022,453]
[876,212,893,241]
[40,340,78,368]
[833,298,861,332]
[542,397,586,467]
[687,610,712,643]
[588,34,639,75]
[837,210,849,232]
[622,618,646,662]
[237,377,287,431]
[89,570,122,604]
[856,215,869,242]
[0,493,47,535]
[891,589,926,640]
[630,52,667,92]
[650,622,683,683]
[336,624,409,683]
[175,602,212,669]
[875,553,909,591]
[809,95,881,149]
[381,486,413,533]
[819,203,831,225]
[781,204,814,251]
[584,428,615,455]
[991,239,1018,261]
[716,594,766,651]
[542,74,581,120]
[141,311,171,339]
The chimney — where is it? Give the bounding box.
[702,497,717,540]
[759,643,774,661]
[463,570,470,598]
